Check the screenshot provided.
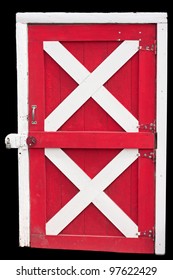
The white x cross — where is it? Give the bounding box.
[44,41,139,237]
[44,40,139,132]
[46,148,139,236]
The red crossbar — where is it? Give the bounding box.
[28,131,155,149]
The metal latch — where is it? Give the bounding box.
[5,133,27,149]
[31,105,37,124]
[138,122,156,132]
[139,41,157,54]
[140,150,156,162]
[138,229,155,240]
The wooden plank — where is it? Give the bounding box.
[17,12,167,24]
[105,43,136,236]
[29,131,155,149]
[16,22,30,247]
[31,234,154,254]
[138,31,156,248]
[155,23,167,255]
[44,41,87,84]
[44,40,139,131]
[30,150,46,235]
[29,41,45,131]
[28,24,160,42]
[46,149,139,235]
[28,28,47,237]
[45,148,138,237]
[83,41,114,236]
[93,87,138,132]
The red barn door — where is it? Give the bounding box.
[28,24,156,253]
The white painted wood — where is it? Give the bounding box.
[16,23,30,247]
[44,41,88,84]
[45,148,138,237]
[46,148,139,235]
[45,40,139,131]
[44,41,138,132]
[155,23,167,255]
[13,12,168,251]
[5,133,27,149]
[93,88,138,132]
[95,193,138,238]
[16,12,167,24]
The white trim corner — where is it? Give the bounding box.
[16,12,167,24]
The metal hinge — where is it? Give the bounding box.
[139,41,157,54]
[5,133,27,149]
[138,122,156,132]
[140,150,156,162]
[138,228,155,240]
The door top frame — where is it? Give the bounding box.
[16,12,167,24]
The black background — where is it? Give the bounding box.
[0,1,172,260]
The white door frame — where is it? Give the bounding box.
[14,12,167,254]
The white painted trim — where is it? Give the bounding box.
[16,12,167,24]
[155,23,167,255]
[16,23,30,247]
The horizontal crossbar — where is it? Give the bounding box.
[28,131,155,149]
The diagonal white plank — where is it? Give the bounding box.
[45,148,139,236]
[44,41,139,132]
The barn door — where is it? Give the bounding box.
[26,24,156,253]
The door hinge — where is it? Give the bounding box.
[5,133,27,149]
[138,122,156,132]
[140,150,156,162]
[138,228,155,240]
[139,41,157,54]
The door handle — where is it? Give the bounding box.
[31,105,37,124]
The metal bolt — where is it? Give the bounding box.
[6,137,11,149]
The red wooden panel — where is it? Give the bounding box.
[28,131,155,149]
[138,42,156,239]
[28,24,156,42]
[31,235,154,254]
[28,24,156,253]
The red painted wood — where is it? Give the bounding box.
[138,39,156,235]
[28,39,46,236]
[29,24,156,42]
[28,131,155,149]
[31,234,154,254]
[28,24,156,253]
